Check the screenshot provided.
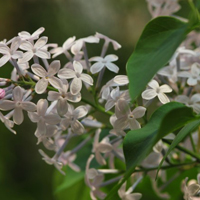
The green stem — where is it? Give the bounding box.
[136,161,198,173]
[189,133,197,153]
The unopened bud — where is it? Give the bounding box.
[0,89,5,99]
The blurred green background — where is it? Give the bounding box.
[0,0,191,199]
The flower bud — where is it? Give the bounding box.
[0,89,5,99]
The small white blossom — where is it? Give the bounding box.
[58,61,93,95]
[90,54,119,74]
[178,63,200,86]
[0,37,23,67]
[50,36,76,58]
[142,80,172,104]
[19,36,50,62]
[31,60,62,94]
[0,86,36,125]
[18,27,45,41]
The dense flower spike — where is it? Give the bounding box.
[1,5,200,198]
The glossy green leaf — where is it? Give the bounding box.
[156,119,200,178]
[127,17,188,101]
[105,102,197,199]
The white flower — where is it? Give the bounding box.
[58,61,93,95]
[95,32,121,50]
[92,129,113,165]
[114,100,146,130]
[71,36,99,55]
[178,63,200,86]
[0,37,23,67]
[19,36,50,62]
[18,27,45,41]
[175,94,200,114]
[28,99,61,139]
[48,79,81,116]
[60,104,88,134]
[31,60,62,94]
[118,181,142,200]
[0,86,36,125]
[50,36,76,58]
[90,54,119,74]
[0,111,16,134]
[105,87,130,111]
[142,80,172,104]
[157,62,178,83]
[39,149,65,175]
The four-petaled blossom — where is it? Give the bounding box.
[31,60,62,94]
[90,54,119,74]
[178,63,200,86]
[0,37,23,67]
[28,99,61,140]
[18,27,45,41]
[58,61,93,95]
[114,99,146,130]
[142,80,172,104]
[175,94,200,114]
[50,36,76,58]
[61,104,88,134]
[0,86,36,125]
[48,79,81,116]
[19,36,50,62]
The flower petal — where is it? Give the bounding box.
[20,51,33,63]
[159,84,172,93]
[129,118,141,129]
[80,74,93,85]
[105,62,119,73]
[71,120,85,134]
[58,68,76,79]
[57,98,68,116]
[20,41,33,51]
[70,78,82,95]
[44,114,61,125]
[34,36,48,49]
[90,62,104,74]
[48,77,62,89]
[158,93,170,104]
[187,77,198,86]
[0,55,10,67]
[37,99,48,116]
[28,112,39,122]
[113,75,129,85]
[73,61,83,74]
[35,78,48,94]
[0,100,15,110]
[132,106,146,118]
[35,49,50,59]
[48,60,60,76]
[21,101,36,112]
[142,89,157,100]
[47,91,60,101]
[104,54,118,62]
[13,107,24,125]
[13,86,23,101]
[74,105,88,119]
[148,80,159,89]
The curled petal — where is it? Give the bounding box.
[71,120,85,134]
[113,75,129,85]
[20,51,33,63]
[74,105,88,119]
[20,41,33,51]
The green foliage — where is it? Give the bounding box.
[127,16,188,102]
[156,120,200,178]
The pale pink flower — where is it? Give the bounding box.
[18,27,45,41]
[50,36,76,58]
[58,61,93,95]
[0,111,16,134]
[61,104,88,134]
[0,89,5,99]
[19,36,50,62]
[95,32,121,50]
[90,54,119,74]
[0,37,23,67]
[31,60,62,94]
[0,86,36,125]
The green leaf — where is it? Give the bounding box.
[156,119,200,179]
[127,17,188,101]
[105,102,197,199]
